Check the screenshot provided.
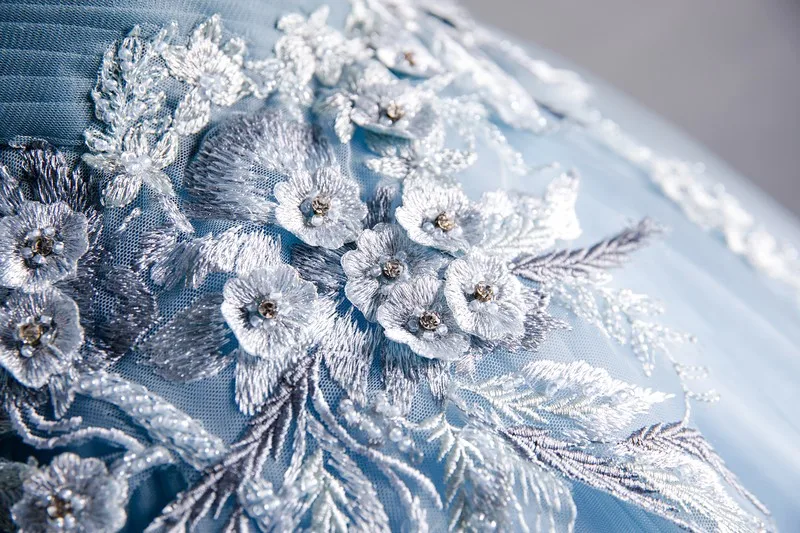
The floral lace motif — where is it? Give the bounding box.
[474,28,800,305]
[0,2,776,532]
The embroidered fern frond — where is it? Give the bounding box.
[457,374,546,424]
[511,218,661,283]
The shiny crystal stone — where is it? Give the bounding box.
[435,212,456,232]
[381,259,405,279]
[418,310,441,331]
[311,195,332,216]
[18,322,44,346]
[384,101,405,123]
[258,300,278,319]
[46,495,72,520]
[473,282,495,303]
[31,235,55,257]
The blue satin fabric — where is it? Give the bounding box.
[1,1,798,531]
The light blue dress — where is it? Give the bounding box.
[0,1,797,532]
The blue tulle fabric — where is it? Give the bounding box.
[1,1,799,532]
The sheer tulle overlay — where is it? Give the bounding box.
[0,1,798,532]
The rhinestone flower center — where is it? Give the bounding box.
[18,322,44,346]
[31,235,55,257]
[384,101,405,123]
[473,282,495,303]
[311,195,332,217]
[435,212,456,232]
[418,310,442,331]
[258,299,279,319]
[381,259,405,279]
[22,227,65,265]
[46,495,73,520]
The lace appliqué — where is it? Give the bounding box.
[0,4,776,533]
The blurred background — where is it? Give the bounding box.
[460,0,800,216]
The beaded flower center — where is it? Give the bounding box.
[45,489,87,528]
[310,195,332,217]
[473,282,495,303]
[47,495,73,520]
[15,315,56,357]
[258,300,279,319]
[381,259,405,279]
[418,310,442,331]
[22,227,64,265]
[31,236,55,257]
[435,212,456,232]
[384,101,405,123]
[18,322,44,346]
[198,71,227,97]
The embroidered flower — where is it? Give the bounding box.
[0,202,89,290]
[315,63,444,143]
[395,182,484,253]
[444,251,526,341]
[277,6,368,87]
[162,15,248,125]
[12,453,127,533]
[479,173,582,258]
[0,289,83,390]
[274,167,367,249]
[376,276,469,360]
[221,264,318,360]
[350,79,438,140]
[84,127,178,207]
[373,33,442,78]
[341,223,447,321]
[365,126,476,183]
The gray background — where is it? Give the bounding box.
[461,0,800,216]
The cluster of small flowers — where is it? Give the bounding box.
[0,146,143,531]
[0,200,88,391]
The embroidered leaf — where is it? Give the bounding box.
[233,230,282,276]
[0,458,30,531]
[89,25,170,138]
[235,350,293,416]
[522,360,672,440]
[172,88,213,135]
[141,294,233,382]
[549,283,706,397]
[0,165,25,216]
[421,416,575,532]
[139,226,248,289]
[626,421,771,518]
[512,218,661,283]
[94,266,158,357]
[292,243,348,298]
[519,289,569,351]
[436,96,528,176]
[383,342,450,414]
[504,426,681,526]
[147,359,313,532]
[457,374,545,424]
[14,140,94,213]
[307,418,392,532]
[318,304,377,406]
[479,173,581,259]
